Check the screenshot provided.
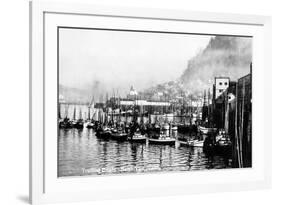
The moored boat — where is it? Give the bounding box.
[110,128,128,141]
[187,139,204,147]
[73,119,84,129]
[179,138,204,147]
[198,126,217,134]
[148,123,176,145]
[86,120,95,129]
[214,130,232,155]
[148,137,176,145]
[59,117,73,129]
[129,132,147,143]
[96,126,111,139]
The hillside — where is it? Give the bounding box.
[180,36,252,94]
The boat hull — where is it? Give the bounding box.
[198,126,216,134]
[96,130,111,139]
[73,122,84,129]
[188,140,204,147]
[179,140,204,147]
[110,133,128,141]
[86,123,95,129]
[148,138,176,145]
[129,137,147,143]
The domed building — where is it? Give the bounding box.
[127,86,138,100]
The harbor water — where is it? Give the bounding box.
[58,128,233,177]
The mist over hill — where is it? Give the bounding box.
[180,36,252,94]
[143,36,252,99]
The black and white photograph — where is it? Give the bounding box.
[58,27,252,177]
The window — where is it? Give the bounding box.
[219,89,223,93]
[219,82,222,85]
[225,82,228,85]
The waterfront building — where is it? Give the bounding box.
[211,76,237,128]
[209,64,252,168]
[213,77,230,100]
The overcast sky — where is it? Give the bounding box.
[59,28,212,97]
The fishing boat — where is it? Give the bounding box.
[96,126,111,139]
[110,128,128,141]
[86,120,95,129]
[198,125,217,134]
[214,130,232,154]
[203,136,215,155]
[129,129,147,143]
[73,119,84,129]
[170,124,178,138]
[187,139,204,147]
[85,103,95,128]
[73,107,84,129]
[148,123,176,145]
[59,117,72,129]
[148,136,176,145]
[59,104,73,129]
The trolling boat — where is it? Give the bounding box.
[86,120,95,129]
[129,128,147,143]
[148,136,176,145]
[86,97,96,129]
[73,107,84,129]
[86,105,92,128]
[199,89,217,135]
[170,124,178,138]
[128,108,147,143]
[86,107,95,129]
[214,129,232,154]
[59,117,72,129]
[109,96,128,141]
[148,123,176,145]
[96,125,111,139]
[59,104,73,129]
[203,136,216,155]
[110,127,128,141]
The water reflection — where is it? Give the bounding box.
[58,129,231,177]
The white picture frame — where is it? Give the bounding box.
[29,1,272,204]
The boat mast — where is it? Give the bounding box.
[79,107,82,120]
[65,104,69,119]
[73,106,76,120]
